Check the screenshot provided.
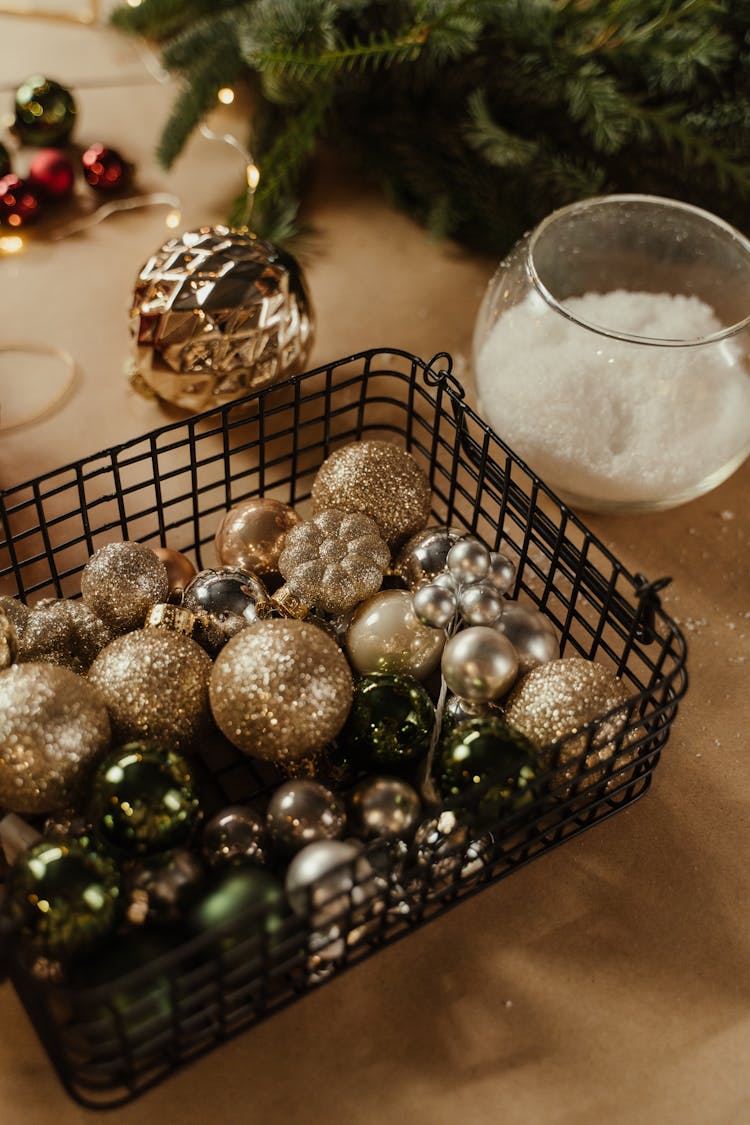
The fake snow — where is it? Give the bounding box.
[475,290,750,505]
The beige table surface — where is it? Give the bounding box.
[0,13,749,1125]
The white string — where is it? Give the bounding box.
[0,343,76,433]
[50,191,182,240]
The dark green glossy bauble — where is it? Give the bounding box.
[437,717,537,825]
[0,142,10,179]
[88,742,201,857]
[343,673,435,769]
[4,837,120,960]
[14,76,77,146]
[185,867,289,958]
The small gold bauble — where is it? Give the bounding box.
[81,542,169,635]
[311,440,432,550]
[150,547,197,596]
[88,629,213,753]
[0,663,111,814]
[0,596,29,641]
[209,619,353,766]
[503,657,636,789]
[215,497,300,577]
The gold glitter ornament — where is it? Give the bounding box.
[88,629,213,754]
[0,663,111,815]
[210,619,353,766]
[81,542,169,635]
[0,606,18,670]
[311,440,432,550]
[278,508,390,614]
[18,599,111,674]
[130,226,314,411]
[0,596,29,640]
[215,497,301,577]
[503,657,637,789]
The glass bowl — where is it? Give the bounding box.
[472,194,750,513]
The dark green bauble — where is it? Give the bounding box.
[343,673,435,769]
[88,742,201,857]
[185,867,289,959]
[4,837,120,960]
[437,717,537,826]
[14,76,77,146]
[0,142,10,179]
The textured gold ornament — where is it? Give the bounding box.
[0,663,111,814]
[0,605,18,670]
[311,440,432,550]
[88,629,213,753]
[130,226,314,411]
[209,619,353,766]
[278,508,390,614]
[215,497,300,577]
[18,598,111,673]
[0,596,29,640]
[81,542,170,635]
[503,657,637,790]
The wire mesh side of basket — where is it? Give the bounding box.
[0,348,687,1108]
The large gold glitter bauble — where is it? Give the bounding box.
[278,508,390,614]
[210,619,353,766]
[81,542,169,635]
[0,605,18,670]
[0,663,111,815]
[18,598,111,673]
[503,657,637,789]
[130,226,314,411]
[215,497,300,577]
[0,596,29,639]
[88,629,213,754]
[311,440,432,550]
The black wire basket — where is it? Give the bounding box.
[0,348,687,1108]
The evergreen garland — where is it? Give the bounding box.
[112,0,750,254]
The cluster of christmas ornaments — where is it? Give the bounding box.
[0,439,638,983]
[0,76,129,230]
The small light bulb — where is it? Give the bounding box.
[246,163,260,191]
[217,87,235,105]
[165,209,181,230]
[127,0,143,7]
[0,235,24,254]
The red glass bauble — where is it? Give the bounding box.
[0,175,42,227]
[81,143,128,192]
[28,148,75,200]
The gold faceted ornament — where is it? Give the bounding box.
[129,226,314,411]
[503,657,639,792]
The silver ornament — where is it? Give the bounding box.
[494,600,559,674]
[345,589,445,680]
[412,583,456,629]
[348,777,422,842]
[81,541,170,635]
[183,567,267,653]
[441,626,519,702]
[130,226,314,411]
[393,811,496,910]
[202,806,269,868]
[266,780,346,854]
[433,571,458,592]
[444,694,501,724]
[285,839,380,926]
[126,849,205,926]
[446,538,491,584]
[486,551,516,594]
[458,581,504,626]
[393,526,462,589]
